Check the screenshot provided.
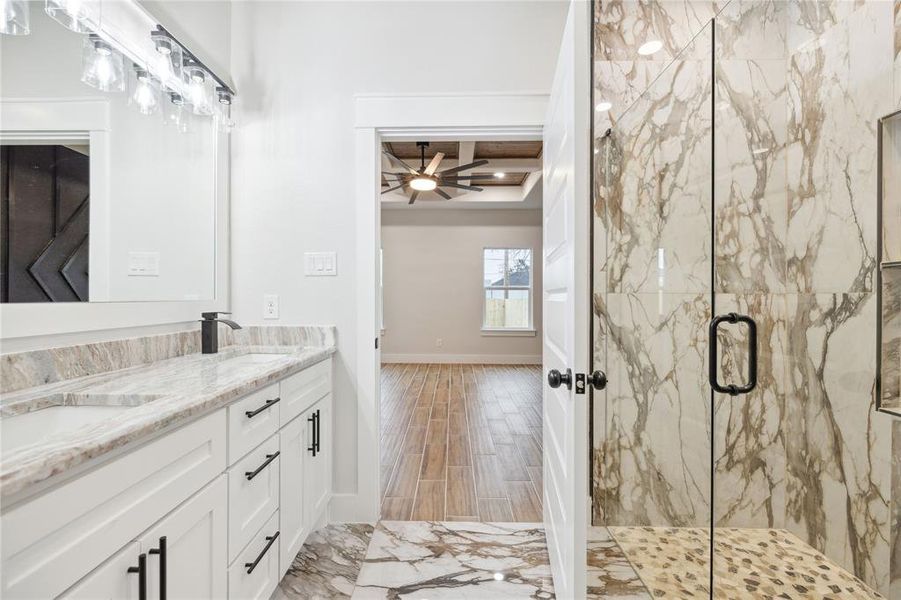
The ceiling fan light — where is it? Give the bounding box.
[410,176,436,191]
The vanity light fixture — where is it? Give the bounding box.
[1,0,30,35]
[45,0,91,33]
[595,100,612,112]
[164,91,191,132]
[637,39,663,56]
[130,66,160,115]
[81,34,125,92]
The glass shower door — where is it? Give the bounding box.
[591,19,715,598]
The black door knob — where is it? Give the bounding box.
[588,370,607,390]
[547,368,573,390]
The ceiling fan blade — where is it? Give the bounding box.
[382,171,410,178]
[383,150,420,175]
[424,152,445,175]
[408,191,420,205]
[438,159,489,176]
[381,183,407,194]
[434,188,452,200]
[440,182,483,192]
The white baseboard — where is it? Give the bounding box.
[380,353,541,365]
[329,492,379,523]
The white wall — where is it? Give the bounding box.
[229,1,566,505]
[381,209,542,363]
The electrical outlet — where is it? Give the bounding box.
[436,338,443,348]
[263,294,279,319]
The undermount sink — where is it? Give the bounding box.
[1,405,132,454]
[214,352,289,367]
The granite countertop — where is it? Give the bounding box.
[0,343,335,499]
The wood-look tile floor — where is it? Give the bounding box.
[379,363,544,522]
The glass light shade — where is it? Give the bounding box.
[1,0,30,35]
[183,62,213,116]
[81,35,125,92]
[410,177,437,191]
[129,67,160,115]
[163,92,192,133]
[45,0,91,33]
[214,102,234,134]
[151,31,183,87]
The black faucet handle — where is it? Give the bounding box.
[201,311,232,320]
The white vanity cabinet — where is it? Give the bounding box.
[0,356,332,600]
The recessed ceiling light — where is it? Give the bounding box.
[595,101,612,112]
[493,172,505,179]
[493,573,505,581]
[638,39,663,56]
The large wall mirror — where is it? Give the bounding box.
[0,0,229,304]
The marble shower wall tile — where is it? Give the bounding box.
[882,270,901,414]
[783,292,891,592]
[595,292,711,527]
[785,0,891,295]
[891,421,901,597]
[712,294,786,529]
[594,0,716,63]
[604,50,713,294]
[895,0,900,109]
[891,421,901,598]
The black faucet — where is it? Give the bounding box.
[201,311,242,354]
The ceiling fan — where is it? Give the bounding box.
[382,141,489,205]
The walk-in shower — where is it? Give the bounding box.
[590,1,900,597]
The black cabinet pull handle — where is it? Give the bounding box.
[709,312,757,396]
[245,451,280,481]
[314,409,321,453]
[245,397,280,419]
[244,531,280,574]
[307,413,317,456]
[127,553,147,600]
[148,536,167,600]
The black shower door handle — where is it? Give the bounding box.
[708,312,757,396]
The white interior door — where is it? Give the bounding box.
[541,1,590,598]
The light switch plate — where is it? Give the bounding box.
[127,252,160,276]
[304,252,337,276]
[263,294,279,319]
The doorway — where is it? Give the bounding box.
[376,139,545,522]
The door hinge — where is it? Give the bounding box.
[375,337,379,349]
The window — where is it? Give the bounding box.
[482,248,533,331]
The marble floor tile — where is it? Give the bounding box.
[610,526,885,599]
[586,527,651,599]
[274,523,375,600]
[350,521,555,599]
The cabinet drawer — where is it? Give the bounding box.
[279,360,330,426]
[228,510,280,600]
[1,410,226,599]
[228,384,280,464]
[228,435,280,563]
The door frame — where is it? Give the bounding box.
[344,93,548,523]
